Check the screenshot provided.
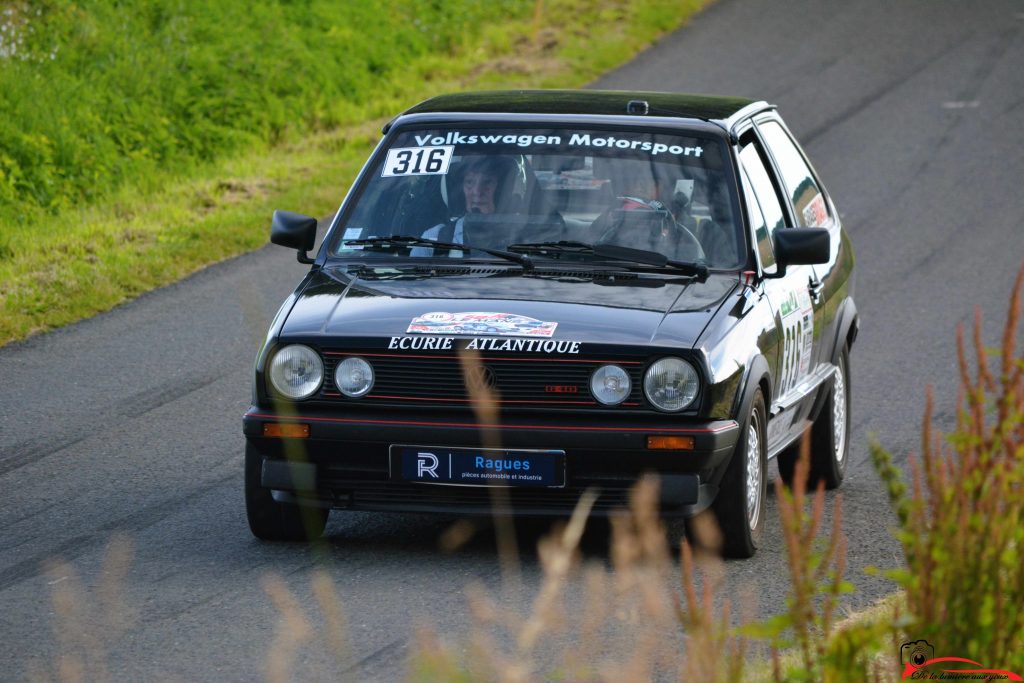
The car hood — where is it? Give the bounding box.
[280,266,739,349]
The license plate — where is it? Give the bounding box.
[390,446,566,488]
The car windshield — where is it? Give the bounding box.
[330,125,745,269]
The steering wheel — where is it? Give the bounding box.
[667,220,705,262]
[597,210,705,262]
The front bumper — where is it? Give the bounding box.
[243,406,739,517]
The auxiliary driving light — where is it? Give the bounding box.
[590,364,631,406]
[335,356,375,398]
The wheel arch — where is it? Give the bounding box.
[711,353,771,487]
[730,353,773,420]
[806,298,857,426]
[830,297,859,364]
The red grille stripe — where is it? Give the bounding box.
[246,412,737,434]
[323,351,643,364]
[365,394,641,406]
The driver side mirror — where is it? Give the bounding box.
[764,227,829,279]
[271,210,317,264]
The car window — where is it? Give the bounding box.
[739,165,776,272]
[330,126,745,268]
[757,120,831,227]
[738,137,787,234]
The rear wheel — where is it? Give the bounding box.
[778,346,850,489]
[245,442,328,542]
[712,388,767,558]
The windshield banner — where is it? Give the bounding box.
[412,130,703,159]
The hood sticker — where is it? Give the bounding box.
[408,312,558,337]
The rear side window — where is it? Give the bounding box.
[758,120,831,227]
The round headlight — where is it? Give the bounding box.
[335,357,375,398]
[590,365,631,406]
[268,345,323,400]
[644,357,699,411]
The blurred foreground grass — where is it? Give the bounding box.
[0,0,706,346]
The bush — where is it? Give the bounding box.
[871,265,1024,672]
[0,0,534,221]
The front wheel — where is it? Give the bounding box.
[712,388,767,558]
[245,442,328,542]
[778,346,850,489]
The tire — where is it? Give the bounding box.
[245,442,328,542]
[712,388,767,558]
[778,346,850,490]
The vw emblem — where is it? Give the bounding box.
[465,365,496,393]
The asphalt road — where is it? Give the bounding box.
[2,0,1023,680]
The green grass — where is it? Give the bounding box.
[0,0,707,346]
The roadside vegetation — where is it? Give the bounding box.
[870,266,1024,673]
[0,0,705,345]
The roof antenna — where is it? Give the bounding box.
[626,99,649,115]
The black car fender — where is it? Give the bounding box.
[831,297,859,360]
[708,352,771,486]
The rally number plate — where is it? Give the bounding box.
[390,446,566,488]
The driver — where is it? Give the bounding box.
[413,156,516,256]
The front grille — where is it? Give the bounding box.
[319,350,646,410]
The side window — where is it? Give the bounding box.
[739,166,776,271]
[738,136,786,234]
[758,120,831,227]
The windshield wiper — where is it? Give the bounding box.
[508,240,708,279]
[344,235,533,271]
[507,240,594,253]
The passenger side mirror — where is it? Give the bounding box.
[764,227,829,278]
[271,210,317,264]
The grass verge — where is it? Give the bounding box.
[0,0,707,346]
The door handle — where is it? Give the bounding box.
[808,276,824,303]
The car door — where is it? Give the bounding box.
[755,116,841,371]
[736,127,824,456]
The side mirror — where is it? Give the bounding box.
[271,210,317,264]
[764,227,829,278]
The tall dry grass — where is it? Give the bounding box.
[27,535,136,683]
[410,441,889,681]
[871,265,1024,671]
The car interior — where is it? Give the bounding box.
[338,151,744,267]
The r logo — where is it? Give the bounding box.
[417,452,440,478]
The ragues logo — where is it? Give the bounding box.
[899,639,1022,680]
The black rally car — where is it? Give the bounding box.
[244,90,857,557]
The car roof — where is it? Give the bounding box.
[402,89,759,121]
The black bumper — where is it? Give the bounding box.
[243,406,739,517]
